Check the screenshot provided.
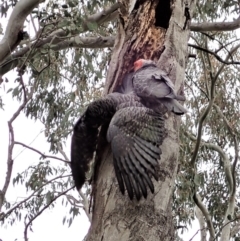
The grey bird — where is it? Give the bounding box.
[71,59,188,200]
[71,90,166,200]
[133,59,188,115]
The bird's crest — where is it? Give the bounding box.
[134,59,155,72]
[134,59,145,71]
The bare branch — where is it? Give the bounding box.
[230,220,240,238]
[189,93,214,167]
[215,44,240,81]
[185,131,234,195]
[212,104,239,241]
[83,2,119,30]
[18,73,27,102]
[189,228,207,241]
[51,35,115,51]
[30,14,38,34]
[185,129,236,241]
[191,17,240,32]
[189,43,240,167]
[194,205,207,241]
[14,141,69,164]
[188,43,240,65]
[56,143,70,163]
[0,80,36,212]
[0,0,44,63]
[193,193,215,240]
[213,104,239,182]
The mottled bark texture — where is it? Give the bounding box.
[86,0,196,240]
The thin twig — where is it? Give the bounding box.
[188,44,240,65]
[212,216,240,241]
[0,79,36,212]
[14,141,69,163]
[189,228,207,241]
[24,186,74,241]
[56,143,70,163]
[0,174,70,221]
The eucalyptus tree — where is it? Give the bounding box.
[0,0,239,241]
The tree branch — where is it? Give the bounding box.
[56,143,70,163]
[0,80,36,212]
[213,104,239,183]
[193,193,215,240]
[0,2,119,76]
[230,220,240,238]
[23,186,74,241]
[14,141,69,164]
[185,129,236,241]
[194,205,207,241]
[0,174,70,221]
[214,43,240,83]
[0,0,44,63]
[188,43,240,65]
[213,216,240,241]
[190,17,240,32]
[185,131,234,195]
[82,2,119,30]
[51,35,115,51]
[79,190,92,222]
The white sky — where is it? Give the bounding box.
[0,72,90,241]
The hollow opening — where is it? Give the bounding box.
[155,0,171,29]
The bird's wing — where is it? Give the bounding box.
[71,97,117,191]
[71,116,98,191]
[107,106,165,200]
[114,72,134,94]
[152,70,185,101]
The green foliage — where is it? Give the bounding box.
[194,0,240,21]
[174,28,240,239]
[0,0,114,235]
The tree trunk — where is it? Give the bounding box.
[86,0,196,240]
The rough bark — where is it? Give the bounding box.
[86,0,196,240]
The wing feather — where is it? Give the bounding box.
[107,106,165,199]
[71,96,117,191]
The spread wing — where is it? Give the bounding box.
[152,70,185,101]
[71,97,116,190]
[107,106,165,200]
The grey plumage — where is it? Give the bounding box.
[71,91,165,200]
[71,59,187,200]
[133,59,188,115]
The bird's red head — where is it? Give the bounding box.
[134,59,155,72]
[134,59,145,72]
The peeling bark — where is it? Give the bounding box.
[0,0,44,64]
[86,1,196,241]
